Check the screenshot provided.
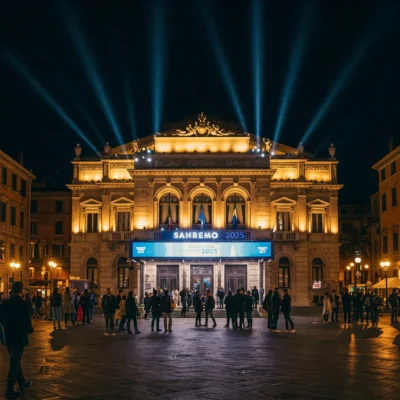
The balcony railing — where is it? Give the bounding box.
[273,231,299,241]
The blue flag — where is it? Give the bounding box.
[231,201,238,229]
[198,204,206,229]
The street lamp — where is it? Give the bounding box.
[48,260,57,292]
[380,261,391,309]
[10,261,21,282]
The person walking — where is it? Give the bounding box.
[331,289,339,322]
[118,295,127,331]
[0,281,33,399]
[180,288,187,316]
[245,290,253,328]
[63,287,75,328]
[341,288,352,328]
[271,288,281,332]
[389,288,399,324]
[263,289,274,330]
[50,288,62,330]
[252,286,259,310]
[224,290,235,328]
[149,289,162,332]
[101,288,117,336]
[218,288,225,309]
[259,284,264,306]
[194,291,203,327]
[80,289,91,327]
[125,291,141,334]
[204,289,217,328]
[161,289,173,332]
[281,289,295,333]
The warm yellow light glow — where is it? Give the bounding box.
[109,169,131,180]
[350,262,354,267]
[271,168,298,180]
[364,264,369,269]
[48,261,57,269]
[10,262,20,269]
[305,169,330,182]
[135,219,148,230]
[380,261,390,268]
[354,256,361,264]
[346,265,351,270]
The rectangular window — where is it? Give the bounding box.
[10,243,15,259]
[87,213,99,233]
[0,201,6,223]
[11,173,17,191]
[30,243,39,260]
[10,206,16,226]
[55,221,63,235]
[52,244,64,259]
[381,168,386,182]
[383,236,388,254]
[31,200,37,213]
[311,213,323,233]
[382,193,387,212]
[87,267,98,288]
[19,245,24,262]
[391,161,396,176]
[118,267,129,288]
[116,212,130,232]
[20,179,27,197]
[56,200,63,213]
[2,167,7,185]
[312,267,323,282]
[392,187,397,207]
[276,212,291,231]
[393,232,399,253]
[20,210,25,230]
[30,221,37,235]
[29,267,35,279]
[0,240,5,263]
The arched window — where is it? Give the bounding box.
[312,258,323,284]
[118,257,129,289]
[159,193,179,229]
[226,194,246,229]
[193,194,212,228]
[278,257,290,288]
[87,258,98,288]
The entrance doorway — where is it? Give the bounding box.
[225,265,247,293]
[191,265,213,295]
[157,265,179,292]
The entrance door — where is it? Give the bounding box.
[191,265,213,295]
[225,265,247,293]
[157,265,179,292]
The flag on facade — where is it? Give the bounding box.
[198,203,206,229]
[231,200,238,229]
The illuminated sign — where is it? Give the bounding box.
[130,241,272,259]
[312,281,322,289]
[160,230,249,241]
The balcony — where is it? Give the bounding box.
[273,231,299,241]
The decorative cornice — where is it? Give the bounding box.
[80,166,102,171]
[67,183,135,190]
[127,169,276,177]
[372,145,400,170]
[305,165,329,171]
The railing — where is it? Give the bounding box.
[273,231,299,241]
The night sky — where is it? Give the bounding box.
[1,0,399,204]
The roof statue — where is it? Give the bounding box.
[174,112,234,137]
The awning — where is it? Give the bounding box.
[28,280,49,287]
[372,277,400,289]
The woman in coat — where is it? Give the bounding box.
[193,291,203,327]
[125,291,140,334]
[63,287,76,327]
[322,293,332,324]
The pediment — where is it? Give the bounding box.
[81,199,102,206]
[271,196,297,205]
[307,199,330,207]
[111,197,134,204]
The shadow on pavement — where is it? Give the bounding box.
[49,330,67,351]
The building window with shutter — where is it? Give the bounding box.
[86,213,99,233]
[311,213,323,233]
[278,257,290,288]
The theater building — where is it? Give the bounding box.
[68,113,342,305]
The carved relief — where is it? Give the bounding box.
[306,165,329,171]
[80,166,102,171]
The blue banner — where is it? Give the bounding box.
[130,241,272,259]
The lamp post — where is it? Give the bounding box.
[380,261,391,309]
[48,260,57,292]
[354,255,362,293]
[10,261,21,282]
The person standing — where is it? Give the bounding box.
[224,290,235,328]
[218,288,225,309]
[115,289,123,326]
[161,289,173,332]
[80,289,91,327]
[186,289,193,311]
[34,292,42,320]
[259,284,264,306]
[118,295,127,331]
[271,288,281,332]
[149,289,162,332]
[281,289,295,333]
[101,288,117,336]
[245,290,253,328]
[216,288,221,308]
[370,290,381,328]
[389,288,399,324]
[331,289,339,322]
[205,289,217,328]
[125,291,141,334]
[252,286,259,310]
[63,287,75,328]
[341,288,352,328]
[364,290,372,326]
[354,289,365,325]
[180,288,187,316]
[263,289,274,330]
[0,281,33,399]
[88,289,96,322]
[322,293,332,324]
[173,288,179,306]
[193,291,203,327]
[143,292,150,319]
[50,288,62,330]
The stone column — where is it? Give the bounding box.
[101,192,110,232]
[297,190,307,232]
[329,191,339,234]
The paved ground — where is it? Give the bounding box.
[0,313,399,400]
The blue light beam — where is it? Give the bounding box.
[151,1,165,134]
[200,2,248,132]
[124,78,137,139]
[64,10,123,145]
[6,53,99,155]
[252,0,263,138]
[273,3,314,143]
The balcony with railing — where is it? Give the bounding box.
[273,231,299,241]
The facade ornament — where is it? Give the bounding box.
[104,142,111,156]
[263,138,272,153]
[329,143,336,160]
[297,142,304,156]
[74,143,82,158]
[174,113,233,137]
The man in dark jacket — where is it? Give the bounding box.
[341,288,352,328]
[101,288,117,336]
[0,281,33,399]
[161,289,173,332]
[233,289,245,329]
[180,288,187,316]
[224,290,235,328]
[263,289,274,329]
[205,289,217,328]
[149,289,162,332]
[125,291,141,334]
[218,288,225,309]
[389,288,399,324]
[251,286,259,310]
[271,288,281,332]
[80,289,92,327]
[281,289,295,332]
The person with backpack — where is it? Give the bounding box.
[50,288,62,330]
[160,289,173,332]
[204,289,217,328]
[263,289,274,330]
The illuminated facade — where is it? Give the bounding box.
[68,114,342,305]
[0,150,35,293]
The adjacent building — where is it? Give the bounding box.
[0,149,35,293]
[68,113,342,305]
